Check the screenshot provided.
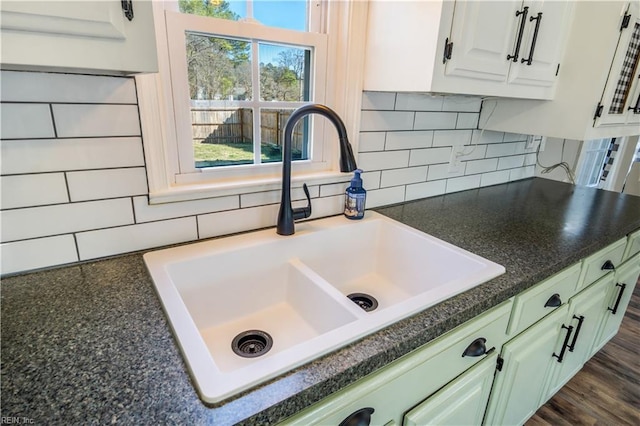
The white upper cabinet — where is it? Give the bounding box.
[444,1,518,83]
[0,0,158,74]
[363,0,574,100]
[479,1,640,141]
[508,0,574,88]
[595,1,640,128]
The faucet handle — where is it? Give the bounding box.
[292,183,312,220]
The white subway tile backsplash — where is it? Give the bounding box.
[446,175,481,193]
[1,137,145,174]
[319,182,349,197]
[432,130,473,147]
[307,195,344,219]
[486,142,519,158]
[358,132,386,152]
[1,104,54,139]
[1,198,133,242]
[358,150,410,171]
[512,142,529,155]
[198,204,279,239]
[66,167,148,201]
[456,145,487,162]
[380,166,428,188]
[465,158,498,175]
[414,112,457,130]
[361,170,382,190]
[1,71,137,104]
[1,173,69,209]
[76,217,197,260]
[510,165,535,181]
[480,170,511,187]
[456,113,479,129]
[427,163,465,181]
[360,110,414,131]
[497,155,526,170]
[0,82,541,276]
[385,130,434,150]
[406,180,446,201]
[395,93,444,111]
[472,130,504,144]
[361,92,396,110]
[409,147,451,167]
[52,104,140,138]
[442,96,482,112]
[525,153,537,166]
[366,186,405,208]
[240,185,319,208]
[0,235,78,275]
[502,133,529,142]
[133,195,238,223]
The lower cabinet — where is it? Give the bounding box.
[279,300,512,426]
[486,250,640,426]
[404,352,497,426]
[483,305,570,426]
[545,273,614,397]
[595,252,640,351]
[279,237,639,426]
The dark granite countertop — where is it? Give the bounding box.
[2,178,640,425]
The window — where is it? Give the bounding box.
[167,0,327,179]
[576,138,613,187]
[136,0,367,203]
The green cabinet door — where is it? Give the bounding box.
[595,252,640,351]
[483,305,571,426]
[404,352,497,426]
[544,273,612,399]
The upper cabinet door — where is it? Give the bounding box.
[508,0,574,87]
[596,1,640,127]
[445,0,519,82]
[0,0,158,74]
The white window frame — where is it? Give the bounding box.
[575,138,612,187]
[136,0,368,204]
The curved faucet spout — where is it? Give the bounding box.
[277,104,358,236]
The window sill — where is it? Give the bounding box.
[148,170,352,204]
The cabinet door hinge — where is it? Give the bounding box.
[620,12,631,31]
[555,63,560,76]
[496,355,504,371]
[443,38,453,64]
[122,0,134,21]
[594,103,604,119]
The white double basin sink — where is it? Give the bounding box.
[143,211,505,403]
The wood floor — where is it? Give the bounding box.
[526,279,640,426]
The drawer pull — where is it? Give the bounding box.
[507,7,529,62]
[568,315,585,352]
[521,12,543,65]
[462,337,487,357]
[601,260,615,271]
[544,293,562,308]
[339,407,375,426]
[608,283,627,315]
[552,324,574,363]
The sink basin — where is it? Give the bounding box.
[143,211,504,403]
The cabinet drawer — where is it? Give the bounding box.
[577,238,627,290]
[623,229,640,261]
[280,300,512,426]
[507,263,581,337]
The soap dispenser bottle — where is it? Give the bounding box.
[344,169,366,219]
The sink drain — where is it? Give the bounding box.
[231,330,273,358]
[347,293,379,312]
